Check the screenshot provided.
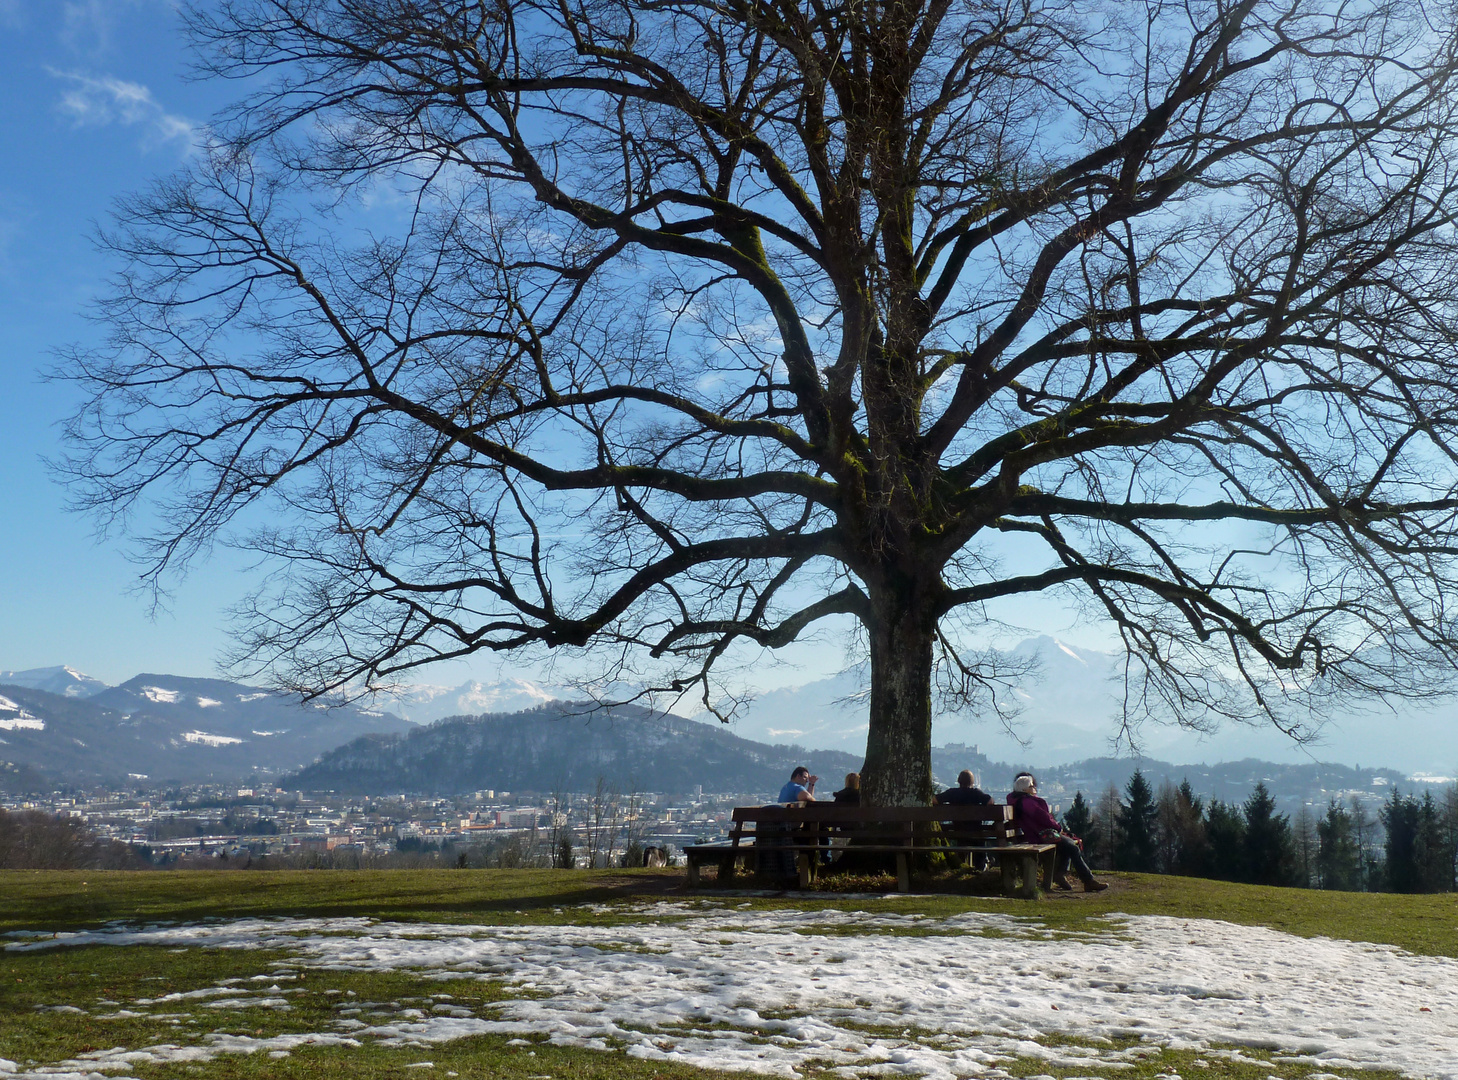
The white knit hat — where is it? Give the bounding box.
[1013,775,1036,794]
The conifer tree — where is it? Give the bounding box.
[1115,770,1159,873]
[1382,789,1421,893]
[1063,791,1094,849]
[1444,787,1458,892]
[1204,799,1247,882]
[1414,791,1451,893]
[1316,800,1361,891]
[1172,780,1209,877]
[1243,782,1298,887]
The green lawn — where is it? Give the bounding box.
[3,866,1454,956]
[0,868,1446,1080]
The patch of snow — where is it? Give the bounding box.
[1054,639,1088,664]
[183,731,244,747]
[141,686,182,704]
[196,697,222,708]
[251,730,286,738]
[8,906,1458,1080]
[237,692,270,703]
[0,697,44,732]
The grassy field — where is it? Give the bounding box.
[2,866,1454,956]
[0,868,1448,1080]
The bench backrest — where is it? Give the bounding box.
[729,802,1015,845]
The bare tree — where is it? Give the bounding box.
[1095,781,1122,870]
[583,775,624,867]
[63,0,1458,803]
[1293,801,1317,889]
[1349,794,1377,891]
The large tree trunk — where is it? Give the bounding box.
[860,596,936,806]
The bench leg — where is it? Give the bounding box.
[1018,854,1038,899]
[1039,848,1056,892]
[686,859,701,888]
[797,852,812,889]
[719,854,736,883]
[896,852,910,893]
[1000,858,1018,897]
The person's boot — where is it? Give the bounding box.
[1052,873,1074,890]
[1082,875,1109,892]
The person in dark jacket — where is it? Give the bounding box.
[832,772,861,804]
[935,769,991,806]
[1007,773,1108,892]
[934,769,992,868]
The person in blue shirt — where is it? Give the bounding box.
[777,766,818,803]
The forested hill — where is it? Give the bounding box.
[287,704,864,796]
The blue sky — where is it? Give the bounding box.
[0,0,1074,691]
[0,1,255,684]
[0,3,1445,776]
[0,0,863,688]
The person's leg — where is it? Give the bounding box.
[1059,837,1108,891]
[1047,837,1074,888]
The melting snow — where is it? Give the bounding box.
[141,686,181,704]
[7,904,1458,1079]
[182,731,243,747]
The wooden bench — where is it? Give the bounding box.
[683,803,1056,898]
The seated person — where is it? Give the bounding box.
[935,769,992,868]
[832,772,861,804]
[935,769,991,806]
[1006,773,1108,892]
[777,766,818,803]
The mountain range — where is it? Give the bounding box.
[0,672,410,788]
[5,631,1455,792]
[288,705,1410,811]
[289,703,861,796]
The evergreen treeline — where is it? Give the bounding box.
[1063,771,1458,892]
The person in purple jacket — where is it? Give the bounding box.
[1007,773,1108,892]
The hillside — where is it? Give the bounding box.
[0,675,411,787]
[288,703,863,796]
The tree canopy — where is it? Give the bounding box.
[63,0,1458,803]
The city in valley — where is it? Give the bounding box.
[2,783,739,869]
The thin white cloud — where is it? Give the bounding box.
[50,69,198,152]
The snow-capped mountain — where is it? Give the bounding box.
[702,636,1126,756]
[0,666,109,699]
[0,673,412,786]
[378,677,566,723]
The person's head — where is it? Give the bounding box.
[957,769,975,789]
[844,772,860,791]
[791,766,810,784]
[1013,773,1037,795]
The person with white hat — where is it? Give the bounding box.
[1007,772,1107,892]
